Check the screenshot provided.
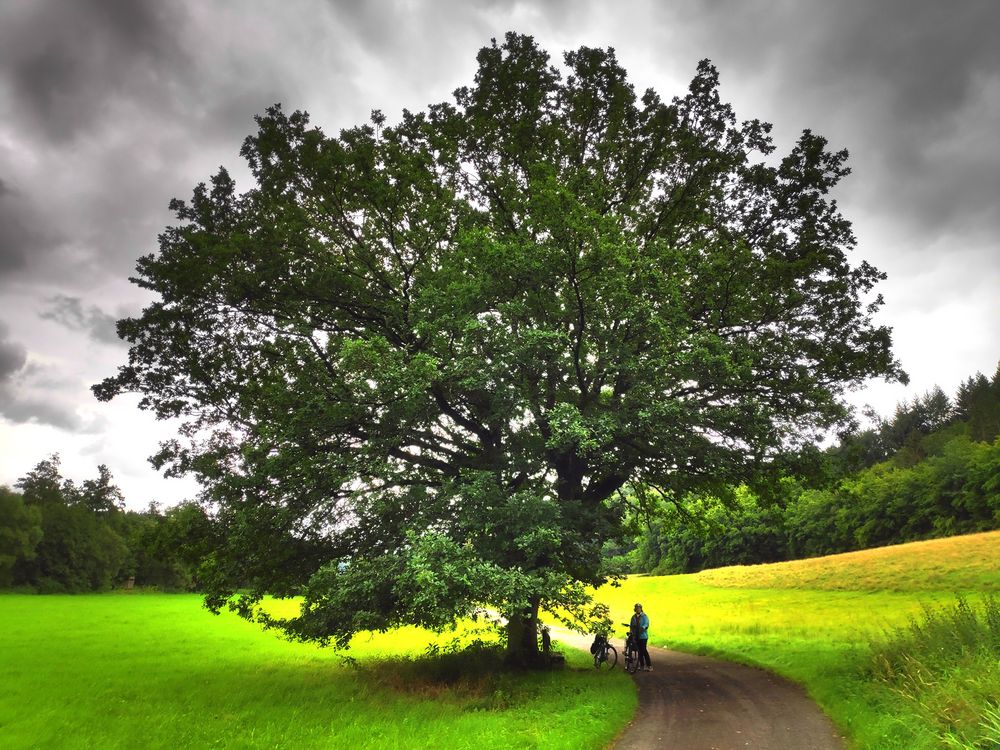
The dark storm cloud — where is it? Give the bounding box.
[0,172,70,276]
[0,0,298,289]
[0,0,187,286]
[0,322,27,382]
[0,0,189,143]
[649,0,1000,245]
[0,0,303,151]
[40,295,122,346]
[0,195,29,273]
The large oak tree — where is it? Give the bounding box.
[96,33,903,664]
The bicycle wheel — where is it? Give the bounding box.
[625,647,638,674]
[596,644,617,670]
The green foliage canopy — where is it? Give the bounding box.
[4,456,209,593]
[95,34,902,659]
[0,487,43,586]
[11,456,128,592]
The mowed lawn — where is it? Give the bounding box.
[586,530,1000,749]
[0,595,635,750]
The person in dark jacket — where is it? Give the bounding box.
[630,602,652,671]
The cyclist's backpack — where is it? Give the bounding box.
[590,634,606,655]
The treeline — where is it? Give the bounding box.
[627,363,1000,574]
[6,365,999,587]
[0,456,214,592]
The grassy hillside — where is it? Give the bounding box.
[0,595,634,750]
[695,530,1000,592]
[587,530,1000,749]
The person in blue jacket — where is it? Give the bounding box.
[630,602,652,671]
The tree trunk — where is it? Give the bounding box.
[504,596,542,668]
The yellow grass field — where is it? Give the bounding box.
[694,530,1000,592]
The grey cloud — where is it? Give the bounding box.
[0,393,83,431]
[0,183,55,275]
[2,0,334,150]
[787,2,1000,240]
[40,295,123,346]
[0,359,104,433]
[0,1,327,291]
[326,0,412,55]
[819,3,999,123]
[0,322,27,381]
[320,0,526,101]
[0,321,81,430]
[647,0,1000,246]
[0,0,194,283]
[0,224,28,274]
[0,0,191,144]
[81,439,107,457]
[325,0,491,49]
[0,341,27,381]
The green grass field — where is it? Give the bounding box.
[0,594,635,749]
[586,530,1000,749]
[4,531,998,749]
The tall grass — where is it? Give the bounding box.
[868,595,1000,750]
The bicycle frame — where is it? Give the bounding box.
[623,631,640,674]
[592,634,617,669]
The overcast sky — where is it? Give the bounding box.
[1,0,998,508]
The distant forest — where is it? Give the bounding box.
[1,459,213,593]
[3,363,999,592]
[620,363,1000,574]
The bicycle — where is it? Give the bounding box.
[621,623,640,674]
[590,633,617,670]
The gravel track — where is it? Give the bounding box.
[552,628,846,750]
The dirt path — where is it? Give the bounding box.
[552,629,846,750]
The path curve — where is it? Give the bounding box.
[552,629,846,750]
